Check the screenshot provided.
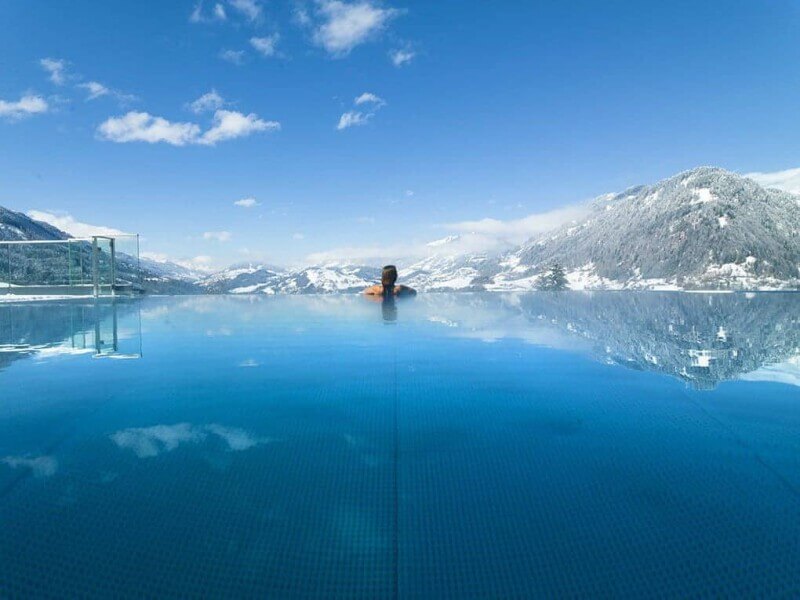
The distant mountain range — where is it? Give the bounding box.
[2,167,799,293]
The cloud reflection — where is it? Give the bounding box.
[111,423,266,458]
[2,455,58,477]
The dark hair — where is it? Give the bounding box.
[381,265,398,290]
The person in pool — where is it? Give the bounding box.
[363,265,417,298]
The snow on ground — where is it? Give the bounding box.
[485,273,539,292]
[230,284,268,294]
[0,294,82,302]
[691,188,716,204]
[565,264,623,290]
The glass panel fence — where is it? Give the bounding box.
[0,235,140,295]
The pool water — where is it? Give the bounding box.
[1,293,798,598]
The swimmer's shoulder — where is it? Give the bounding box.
[395,285,417,297]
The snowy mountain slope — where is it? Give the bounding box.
[0,207,70,241]
[200,264,381,294]
[400,236,493,291]
[491,167,800,291]
[199,264,285,293]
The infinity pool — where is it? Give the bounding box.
[1,293,798,598]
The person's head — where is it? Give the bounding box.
[381,265,398,288]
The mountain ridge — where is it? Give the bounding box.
[489,166,800,290]
[3,166,799,293]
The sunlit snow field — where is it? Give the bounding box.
[0,293,798,598]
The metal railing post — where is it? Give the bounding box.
[67,241,72,286]
[110,237,116,297]
[136,234,142,289]
[5,244,10,294]
[92,237,99,298]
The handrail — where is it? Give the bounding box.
[0,235,131,245]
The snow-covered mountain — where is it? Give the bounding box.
[137,256,209,282]
[199,237,491,294]
[6,166,799,295]
[198,263,285,293]
[401,236,491,291]
[491,167,800,291]
[199,264,381,294]
[198,168,800,293]
[0,207,69,241]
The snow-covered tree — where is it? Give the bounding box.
[537,263,569,291]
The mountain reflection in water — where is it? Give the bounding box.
[0,292,798,389]
[473,291,800,390]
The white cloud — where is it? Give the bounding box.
[746,166,800,195]
[190,2,204,22]
[307,204,591,264]
[233,198,261,208]
[354,92,384,105]
[78,81,110,100]
[220,49,246,65]
[229,0,262,21]
[389,48,415,67]
[310,0,400,57]
[445,204,590,245]
[0,95,49,120]
[203,230,232,242]
[200,109,279,145]
[190,1,227,22]
[305,233,504,265]
[293,6,312,25]
[337,92,385,130]
[27,210,129,237]
[97,111,201,146]
[292,232,305,240]
[234,197,259,208]
[307,240,423,264]
[336,110,370,130]
[40,57,68,84]
[250,34,280,57]
[77,81,136,105]
[189,89,225,114]
[97,109,278,146]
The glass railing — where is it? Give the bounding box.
[0,235,140,296]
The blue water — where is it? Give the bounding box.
[0,293,798,598]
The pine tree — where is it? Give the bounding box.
[537,263,569,291]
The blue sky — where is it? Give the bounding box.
[1,0,800,269]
